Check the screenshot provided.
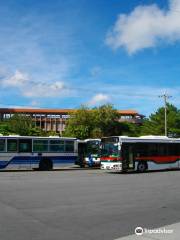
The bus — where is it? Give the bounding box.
[100,136,180,173]
[77,139,101,167]
[0,136,78,170]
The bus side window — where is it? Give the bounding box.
[148,143,158,156]
[65,141,74,152]
[175,144,180,155]
[33,140,48,152]
[158,144,168,156]
[7,139,18,152]
[168,143,179,155]
[178,144,180,155]
[135,143,147,157]
[0,139,5,152]
[19,139,32,152]
[49,140,64,152]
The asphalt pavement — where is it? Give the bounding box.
[0,168,180,240]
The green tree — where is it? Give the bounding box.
[8,114,34,135]
[28,127,48,136]
[119,122,141,137]
[0,121,12,135]
[0,114,60,137]
[63,106,94,139]
[63,104,140,139]
[92,104,120,137]
[141,103,180,137]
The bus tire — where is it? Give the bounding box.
[137,161,147,173]
[39,158,53,171]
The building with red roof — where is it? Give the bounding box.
[0,108,144,134]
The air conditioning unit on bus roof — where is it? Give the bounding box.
[8,134,20,137]
[48,136,60,138]
[140,135,168,139]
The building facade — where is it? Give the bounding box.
[0,108,144,134]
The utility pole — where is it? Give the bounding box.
[159,93,172,136]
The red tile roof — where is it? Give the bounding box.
[0,108,143,116]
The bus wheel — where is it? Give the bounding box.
[39,158,53,171]
[137,162,147,173]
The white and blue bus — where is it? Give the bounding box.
[0,136,78,170]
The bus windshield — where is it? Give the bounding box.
[101,137,120,157]
[86,140,100,156]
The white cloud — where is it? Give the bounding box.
[1,69,68,98]
[88,93,110,106]
[0,7,78,103]
[3,70,29,87]
[106,0,180,54]
[81,81,180,115]
[23,81,66,98]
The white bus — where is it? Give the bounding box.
[77,139,101,167]
[0,136,78,170]
[100,136,180,172]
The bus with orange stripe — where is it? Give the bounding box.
[100,136,180,172]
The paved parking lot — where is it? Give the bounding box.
[0,169,180,240]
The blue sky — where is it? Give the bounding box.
[0,0,180,116]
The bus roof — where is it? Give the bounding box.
[101,136,180,143]
[84,139,101,142]
[0,135,77,140]
[77,139,101,142]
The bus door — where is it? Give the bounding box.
[77,142,86,167]
[166,143,179,169]
[122,143,135,170]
